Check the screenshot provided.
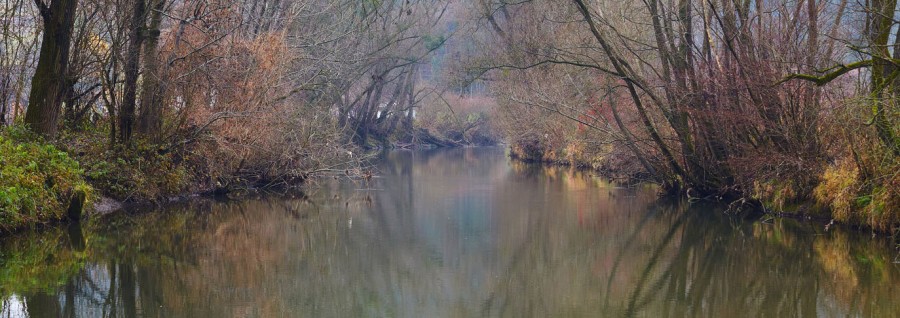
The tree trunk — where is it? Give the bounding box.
[23,0,79,138]
[389,66,416,134]
[868,0,899,156]
[0,74,7,125]
[572,0,689,183]
[137,0,165,139]
[119,0,147,144]
[358,76,385,144]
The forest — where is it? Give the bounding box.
[482,0,900,232]
[0,0,898,233]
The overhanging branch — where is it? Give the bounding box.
[476,59,622,77]
[777,59,873,86]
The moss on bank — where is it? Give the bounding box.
[0,126,92,232]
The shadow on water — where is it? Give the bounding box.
[1,147,899,317]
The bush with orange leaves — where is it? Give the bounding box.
[158,27,354,192]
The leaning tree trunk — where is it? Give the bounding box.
[23,0,79,138]
[572,0,689,185]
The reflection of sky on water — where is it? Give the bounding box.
[1,295,25,318]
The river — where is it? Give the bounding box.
[1,147,898,317]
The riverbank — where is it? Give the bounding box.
[3,121,893,239]
[507,141,899,236]
[0,121,496,235]
[0,124,353,235]
[5,146,898,317]
[0,127,92,233]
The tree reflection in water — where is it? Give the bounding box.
[1,148,898,317]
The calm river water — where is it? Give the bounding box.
[1,147,899,317]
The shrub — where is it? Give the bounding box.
[0,126,92,231]
[813,161,860,223]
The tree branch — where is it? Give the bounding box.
[477,59,622,77]
[777,59,873,86]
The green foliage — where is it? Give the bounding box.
[0,126,93,231]
[423,34,446,51]
[83,149,189,200]
[59,128,191,201]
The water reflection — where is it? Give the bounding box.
[1,147,898,317]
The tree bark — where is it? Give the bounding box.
[119,0,147,144]
[137,0,165,139]
[23,0,79,138]
[572,0,689,182]
[868,0,899,155]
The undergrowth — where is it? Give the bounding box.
[58,125,191,202]
[814,158,899,233]
[0,126,92,232]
